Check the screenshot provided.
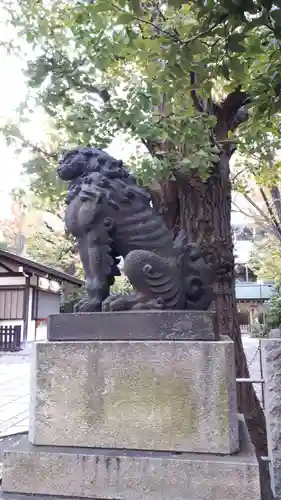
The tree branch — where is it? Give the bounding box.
[242,192,274,222]
[44,221,56,233]
[232,202,281,242]
[231,165,251,183]
[112,3,227,47]
[190,72,204,112]
[70,80,111,102]
[181,14,228,46]
[259,187,281,238]
[112,3,180,41]
[214,87,250,139]
[271,186,281,222]
[238,190,281,244]
[16,136,58,160]
[232,203,269,226]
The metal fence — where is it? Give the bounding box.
[0,325,22,352]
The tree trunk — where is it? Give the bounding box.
[158,151,267,456]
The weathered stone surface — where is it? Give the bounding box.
[262,338,281,500]
[0,433,27,462]
[1,495,84,500]
[29,338,238,454]
[269,328,281,339]
[47,310,217,341]
[2,419,260,500]
[1,494,88,500]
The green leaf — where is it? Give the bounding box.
[229,58,244,74]
[180,158,192,165]
[92,0,111,13]
[117,12,136,24]
[190,40,206,54]
[271,96,281,114]
[209,153,220,163]
[129,0,143,15]
[168,0,183,7]
[211,145,222,154]
[227,33,245,53]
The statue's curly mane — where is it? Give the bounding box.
[58,147,151,208]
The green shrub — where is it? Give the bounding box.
[266,286,281,329]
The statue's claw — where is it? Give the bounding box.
[102,293,166,312]
[74,297,102,312]
[102,293,137,312]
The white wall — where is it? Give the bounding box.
[0,275,26,286]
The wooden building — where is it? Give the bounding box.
[0,249,83,344]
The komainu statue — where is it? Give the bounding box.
[58,147,215,312]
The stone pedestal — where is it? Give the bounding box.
[29,338,238,454]
[2,420,260,500]
[1,311,261,500]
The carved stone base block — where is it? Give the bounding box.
[3,424,260,500]
[29,338,238,454]
[47,310,217,341]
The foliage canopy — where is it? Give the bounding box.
[3,0,281,186]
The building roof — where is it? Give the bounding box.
[0,249,84,286]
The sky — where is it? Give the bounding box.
[0,9,28,218]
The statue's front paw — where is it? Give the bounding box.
[102,294,127,312]
[102,293,138,312]
[74,298,102,312]
[74,298,88,312]
[132,297,165,310]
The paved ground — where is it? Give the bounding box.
[242,334,263,403]
[0,324,46,438]
[0,333,263,437]
[0,345,31,437]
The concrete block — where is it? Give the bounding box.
[269,329,281,338]
[47,310,216,341]
[29,338,238,454]
[262,338,281,500]
[2,420,260,500]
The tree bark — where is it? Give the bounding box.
[157,150,267,456]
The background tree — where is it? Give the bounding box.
[232,129,281,281]
[0,122,84,275]
[0,240,8,250]
[26,216,82,276]
[250,235,281,281]
[265,285,281,329]
[0,188,30,255]
[4,0,281,453]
